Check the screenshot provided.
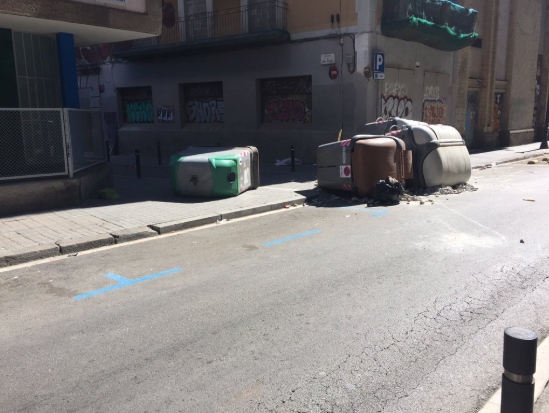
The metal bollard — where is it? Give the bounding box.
[135,149,141,179]
[157,141,162,165]
[291,145,295,172]
[500,327,537,413]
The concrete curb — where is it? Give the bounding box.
[472,150,549,170]
[0,244,60,268]
[220,205,273,221]
[56,233,115,254]
[149,213,222,235]
[269,197,308,211]
[111,227,158,244]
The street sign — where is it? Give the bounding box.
[329,65,339,80]
[321,53,336,65]
[340,165,351,178]
[374,51,385,80]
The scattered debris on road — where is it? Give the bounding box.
[523,199,536,202]
[68,252,78,257]
[401,183,477,203]
[520,239,525,244]
[528,159,539,164]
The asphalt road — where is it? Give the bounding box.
[2,161,549,413]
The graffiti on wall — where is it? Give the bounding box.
[422,99,447,124]
[381,81,412,119]
[183,82,224,123]
[465,91,478,147]
[260,76,312,123]
[493,93,504,143]
[265,98,311,123]
[125,101,154,123]
[422,85,447,124]
[533,55,542,128]
[381,95,413,119]
[185,99,225,123]
[121,87,154,124]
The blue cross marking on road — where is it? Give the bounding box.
[73,267,182,300]
[263,230,321,247]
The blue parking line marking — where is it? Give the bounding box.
[263,230,321,247]
[73,267,182,300]
[340,207,390,217]
[370,211,389,217]
[104,273,131,283]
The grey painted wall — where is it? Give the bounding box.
[101,37,358,163]
[93,33,455,163]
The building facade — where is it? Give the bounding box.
[0,0,161,213]
[78,0,546,163]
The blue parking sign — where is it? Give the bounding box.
[374,51,385,73]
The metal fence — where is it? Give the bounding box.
[0,109,106,181]
[126,0,288,50]
[64,109,106,175]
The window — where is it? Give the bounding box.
[12,32,62,108]
[120,86,153,124]
[182,81,224,123]
[260,75,312,124]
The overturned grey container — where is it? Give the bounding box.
[359,118,472,188]
[170,146,260,197]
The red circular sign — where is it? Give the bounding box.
[329,65,339,80]
[343,166,351,177]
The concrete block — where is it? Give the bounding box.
[0,179,79,218]
[111,227,158,244]
[220,205,272,220]
[0,244,60,267]
[150,214,221,235]
[56,233,114,254]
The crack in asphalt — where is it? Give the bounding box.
[254,261,549,413]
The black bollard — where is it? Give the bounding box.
[135,149,141,179]
[500,327,537,413]
[157,141,162,165]
[291,145,295,172]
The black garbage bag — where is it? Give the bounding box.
[372,177,404,205]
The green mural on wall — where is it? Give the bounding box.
[125,101,154,123]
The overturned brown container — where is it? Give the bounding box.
[351,137,413,197]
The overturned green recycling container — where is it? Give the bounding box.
[170,146,260,197]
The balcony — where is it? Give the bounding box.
[113,1,289,60]
[381,0,478,52]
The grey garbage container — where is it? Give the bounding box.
[359,118,471,188]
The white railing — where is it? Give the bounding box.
[0,108,107,181]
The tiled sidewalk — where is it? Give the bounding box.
[0,180,316,253]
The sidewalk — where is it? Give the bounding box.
[470,142,549,169]
[0,163,318,267]
[1,142,548,267]
[536,383,549,413]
